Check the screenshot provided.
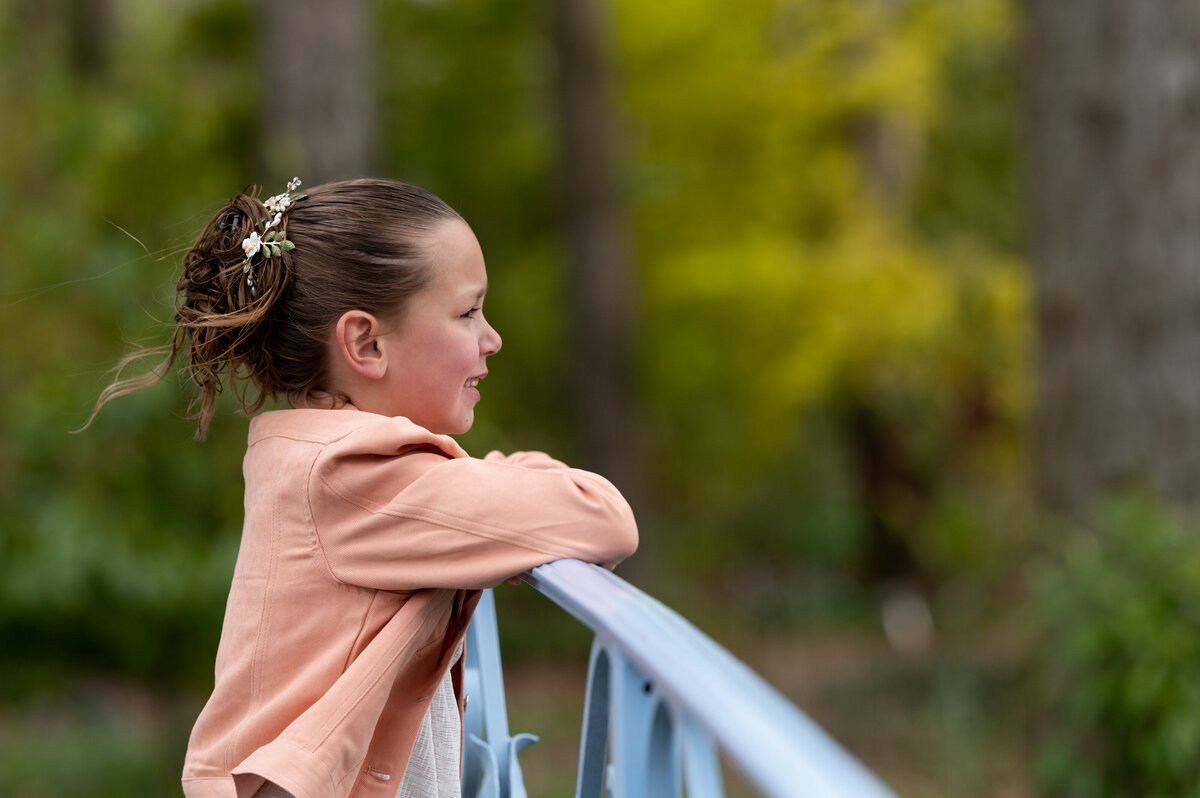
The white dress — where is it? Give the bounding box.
[394,642,463,798]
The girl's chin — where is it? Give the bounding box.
[437,412,474,436]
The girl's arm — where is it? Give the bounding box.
[309,445,638,591]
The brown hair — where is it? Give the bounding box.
[85,178,462,439]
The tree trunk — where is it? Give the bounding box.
[550,0,642,508]
[260,0,376,183]
[67,0,111,82]
[1028,1,1200,520]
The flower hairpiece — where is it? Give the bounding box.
[242,177,305,297]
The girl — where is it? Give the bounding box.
[88,178,638,798]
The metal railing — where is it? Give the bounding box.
[463,559,898,798]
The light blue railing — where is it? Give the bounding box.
[463,559,898,798]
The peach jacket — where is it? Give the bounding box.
[181,409,638,798]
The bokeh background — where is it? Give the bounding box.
[5,1,1200,795]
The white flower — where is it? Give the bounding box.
[264,178,302,215]
[242,231,262,258]
[265,194,291,215]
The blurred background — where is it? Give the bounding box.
[4,0,1200,795]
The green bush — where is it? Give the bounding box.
[1031,492,1200,798]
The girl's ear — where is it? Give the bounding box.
[334,310,388,380]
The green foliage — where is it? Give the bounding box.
[616,0,1026,586]
[1031,493,1200,798]
[0,0,256,697]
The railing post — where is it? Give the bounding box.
[576,641,723,798]
[575,642,612,798]
[608,651,681,797]
[462,589,538,798]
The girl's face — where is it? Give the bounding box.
[377,219,502,434]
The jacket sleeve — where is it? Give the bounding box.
[308,444,639,591]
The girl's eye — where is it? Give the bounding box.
[461,307,480,320]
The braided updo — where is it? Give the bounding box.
[87,178,462,439]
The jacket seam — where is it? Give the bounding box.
[342,590,381,673]
[321,474,604,562]
[319,456,607,542]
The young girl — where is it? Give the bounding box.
[89,178,638,798]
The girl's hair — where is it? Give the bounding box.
[85,178,462,439]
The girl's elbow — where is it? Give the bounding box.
[579,504,638,566]
[620,515,639,557]
[596,533,637,571]
[577,483,638,561]
[607,505,639,560]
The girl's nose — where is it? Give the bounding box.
[482,319,502,355]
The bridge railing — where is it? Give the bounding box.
[463,558,899,798]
